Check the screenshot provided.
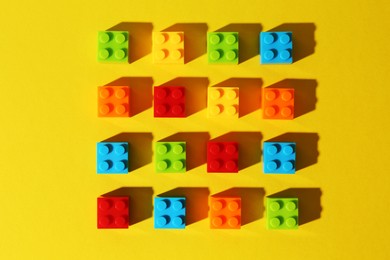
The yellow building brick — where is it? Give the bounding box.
[207,87,239,118]
[153,32,184,64]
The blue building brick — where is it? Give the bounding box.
[97,142,128,174]
[154,197,186,229]
[260,32,293,64]
[263,142,296,174]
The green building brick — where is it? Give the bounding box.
[97,31,128,62]
[207,32,239,64]
[155,142,186,173]
[267,198,298,230]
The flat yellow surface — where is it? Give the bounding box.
[0,0,389,259]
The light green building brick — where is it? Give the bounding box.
[155,142,186,173]
[267,198,298,230]
[97,31,128,63]
[207,32,239,64]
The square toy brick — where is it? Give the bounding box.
[97,31,128,62]
[207,32,239,64]
[97,142,129,174]
[210,196,241,229]
[154,86,185,117]
[97,197,129,229]
[262,88,294,119]
[207,87,239,118]
[263,142,296,174]
[154,197,186,229]
[260,32,292,64]
[155,142,186,173]
[207,141,239,173]
[98,86,130,117]
[153,32,184,64]
[267,198,298,230]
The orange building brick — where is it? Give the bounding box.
[262,88,294,119]
[210,196,241,229]
[153,32,184,64]
[98,86,130,117]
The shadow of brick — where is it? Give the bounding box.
[158,187,210,225]
[103,132,153,172]
[216,23,262,63]
[212,187,266,225]
[160,77,209,116]
[266,79,318,118]
[267,132,319,170]
[102,187,154,226]
[105,77,153,116]
[163,23,208,63]
[211,131,263,170]
[215,78,263,117]
[269,23,316,63]
[160,132,210,171]
[108,22,153,63]
[268,188,322,225]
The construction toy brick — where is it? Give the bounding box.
[267,198,298,230]
[260,32,293,64]
[98,31,128,62]
[97,197,129,229]
[207,32,239,64]
[262,88,294,119]
[207,87,239,118]
[97,142,129,174]
[154,197,186,229]
[154,86,185,117]
[155,142,186,173]
[207,141,239,173]
[98,86,130,117]
[263,142,296,174]
[153,32,184,64]
[210,196,241,229]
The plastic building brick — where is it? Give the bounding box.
[266,198,298,230]
[262,88,294,119]
[97,142,129,174]
[207,87,239,118]
[207,32,239,64]
[153,32,184,64]
[260,32,293,64]
[154,86,185,118]
[263,142,296,174]
[155,142,186,173]
[98,31,128,63]
[154,197,186,229]
[210,196,241,229]
[97,197,129,229]
[98,86,130,117]
[207,141,239,173]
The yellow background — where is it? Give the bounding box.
[1,0,389,259]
